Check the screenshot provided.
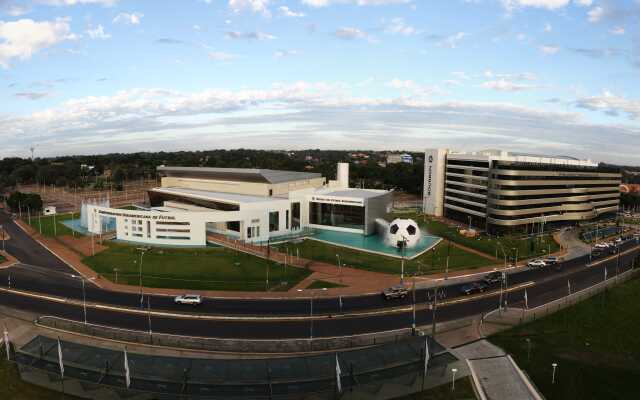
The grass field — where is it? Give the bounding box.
[306,280,346,289]
[393,212,560,261]
[395,377,476,399]
[0,358,72,400]
[25,212,77,237]
[277,238,494,276]
[83,242,311,291]
[490,275,640,400]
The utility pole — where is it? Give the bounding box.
[431,288,438,338]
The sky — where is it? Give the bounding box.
[0,0,639,164]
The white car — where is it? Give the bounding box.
[174,294,202,306]
[527,259,547,268]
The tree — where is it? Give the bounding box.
[6,192,43,213]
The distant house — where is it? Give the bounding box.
[386,153,413,165]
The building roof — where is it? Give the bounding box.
[319,188,389,200]
[151,187,285,205]
[446,149,598,167]
[157,166,322,184]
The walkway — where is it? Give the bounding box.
[453,340,543,400]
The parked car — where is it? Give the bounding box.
[591,248,604,257]
[382,285,408,300]
[174,294,202,306]
[459,282,489,295]
[483,271,504,285]
[527,259,547,268]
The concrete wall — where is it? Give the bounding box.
[365,191,393,235]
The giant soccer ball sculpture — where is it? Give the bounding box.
[386,218,422,249]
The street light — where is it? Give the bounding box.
[336,254,342,282]
[551,363,558,384]
[136,247,149,307]
[451,368,458,391]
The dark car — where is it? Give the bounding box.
[382,285,409,300]
[460,282,489,295]
[483,272,503,285]
[544,256,560,265]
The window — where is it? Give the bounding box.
[309,202,365,230]
[269,189,273,196]
[286,210,290,230]
[291,202,301,229]
[269,211,279,232]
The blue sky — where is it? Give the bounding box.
[1,0,639,164]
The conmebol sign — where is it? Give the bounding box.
[423,149,446,217]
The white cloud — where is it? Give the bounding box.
[0,17,77,68]
[302,0,411,7]
[225,31,275,40]
[544,23,552,32]
[3,83,639,164]
[610,26,625,35]
[334,27,367,40]
[228,0,271,16]
[576,91,640,120]
[574,0,592,6]
[3,4,31,16]
[388,78,415,89]
[438,32,466,48]
[502,0,570,11]
[274,49,299,57]
[481,79,543,92]
[113,12,143,25]
[385,17,418,36]
[587,6,603,22]
[278,6,305,17]
[208,51,237,61]
[39,0,118,5]
[539,45,560,54]
[86,24,110,39]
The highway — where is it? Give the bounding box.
[0,211,638,339]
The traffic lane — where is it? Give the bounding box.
[0,212,71,271]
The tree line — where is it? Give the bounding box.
[0,149,425,195]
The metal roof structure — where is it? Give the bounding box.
[150,187,286,204]
[157,166,322,184]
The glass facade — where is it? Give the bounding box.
[309,201,365,230]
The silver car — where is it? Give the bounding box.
[174,294,202,306]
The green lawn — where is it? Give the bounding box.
[25,212,78,237]
[277,238,494,276]
[392,212,560,261]
[394,377,476,399]
[490,275,640,400]
[0,254,5,263]
[1,358,72,400]
[83,242,311,291]
[306,280,346,289]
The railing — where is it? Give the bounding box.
[36,316,416,353]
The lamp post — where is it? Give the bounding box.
[451,368,458,391]
[136,247,149,307]
[1,225,5,252]
[336,254,342,282]
[551,363,558,384]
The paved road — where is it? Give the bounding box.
[0,211,638,339]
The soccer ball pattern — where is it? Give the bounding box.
[386,218,422,249]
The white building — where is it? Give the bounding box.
[87,163,392,246]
